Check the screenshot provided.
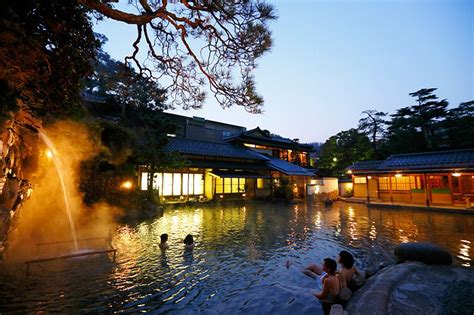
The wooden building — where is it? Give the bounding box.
[139,115,315,202]
[347,149,474,207]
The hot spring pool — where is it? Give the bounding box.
[0,202,472,313]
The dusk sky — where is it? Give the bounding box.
[94,0,473,143]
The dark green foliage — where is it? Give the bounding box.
[358,110,387,157]
[385,88,449,153]
[79,152,136,207]
[79,53,184,206]
[0,0,98,119]
[80,0,276,112]
[271,178,293,200]
[318,129,373,177]
[318,88,473,177]
[444,101,474,149]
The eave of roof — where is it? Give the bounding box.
[164,137,268,161]
[266,156,315,176]
[347,149,474,174]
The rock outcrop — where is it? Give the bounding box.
[0,114,39,259]
[346,262,474,314]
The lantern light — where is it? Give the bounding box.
[120,181,133,189]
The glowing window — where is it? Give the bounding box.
[173,173,181,195]
[391,176,411,191]
[224,178,232,193]
[257,178,264,189]
[155,173,162,194]
[232,178,239,192]
[163,173,173,196]
[182,173,189,195]
[141,172,148,190]
[379,177,389,191]
[354,177,367,184]
[239,178,246,192]
[216,177,223,193]
[194,173,204,195]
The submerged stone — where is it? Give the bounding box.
[394,242,453,265]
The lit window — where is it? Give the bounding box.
[194,174,204,195]
[216,177,223,193]
[163,173,173,196]
[379,177,389,191]
[141,172,148,190]
[173,173,181,195]
[257,178,264,189]
[182,173,189,195]
[224,178,232,193]
[239,178,246,192]
[354,177,367,184]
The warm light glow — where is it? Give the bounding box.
[242,193,246,197]
[367,176,372,179]
[395,174,403,178]
[333,157,338,162]
[452,173,461,177]
[121,181,133,189]
[46,150,53,158]
[219,195,224,199]
[347,170,352,174]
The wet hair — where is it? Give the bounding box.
[183,234,194,245]
[339,250,355,269]
[160,233,168,243]
[323,258,337,275]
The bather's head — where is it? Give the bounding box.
[323,258,337,275]
[338,250,355,269]
[183,234,194,245]
[160,233,168,243]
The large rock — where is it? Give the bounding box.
[394,242,453,265]
[346,262,474,315]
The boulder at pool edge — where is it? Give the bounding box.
[394,242,453,265]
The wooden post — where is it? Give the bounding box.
[448,173,454,205]
[366,176,370,203]
[389,175,393,203]
[424,173,430,207]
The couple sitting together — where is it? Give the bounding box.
[304,250,364,305]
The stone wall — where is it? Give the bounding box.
[0,117,38,259]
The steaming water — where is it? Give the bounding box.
[0,202,473,313]
[38,131,79,251]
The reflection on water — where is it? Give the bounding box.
[0,202,473,313]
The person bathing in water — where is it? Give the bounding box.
[183,234,194,250]
[159,233,169,250]
[314,258,342,302]
[301,250,363,288]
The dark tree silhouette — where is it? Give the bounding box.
[81,0,276,113]
[358,109,387,156]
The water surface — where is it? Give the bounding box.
[0,202,472,313]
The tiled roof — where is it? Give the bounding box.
[165,137,268,161]
[347,160,385,171]
[348,149,474,173]
[225,127,314,151]
[266,156,315,176]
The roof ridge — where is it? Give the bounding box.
[388,148,474,159]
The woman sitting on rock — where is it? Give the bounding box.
[338,250,364,290]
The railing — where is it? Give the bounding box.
[25,237,116,276]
